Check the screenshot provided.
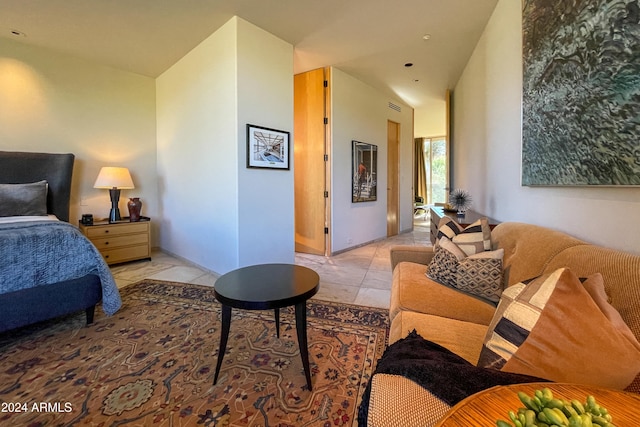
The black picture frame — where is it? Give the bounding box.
[352,140,377,203]
[246,124,290,170]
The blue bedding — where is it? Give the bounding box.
[0,220,121,315]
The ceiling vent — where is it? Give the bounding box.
[388,102,401,112]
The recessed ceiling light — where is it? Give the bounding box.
[404,63,413,68]
[9,29,27,37]
[423,34,431,40]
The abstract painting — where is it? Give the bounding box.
[522,0,640,186]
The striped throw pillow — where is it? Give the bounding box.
[436,216,491,256]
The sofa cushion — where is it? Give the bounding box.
[389,310,488,364]
[436,216,491,256]
[478,268,640,390]
[365,374,451,427]
[490,222,585,287]
[359,331,546,427]
[390,261,497,326]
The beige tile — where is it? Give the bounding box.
[341,244,378,257]
[361,270,392,290]
[313,281,359,304]
[369,256,392,272]
[110,219,431,312]
[147,265,208,282]
[295,253,326,269]
[317,264,367,287]
[114,277,136,289]
[150,250,191,266]
[111,261,174,281]
[325,254,372,269]
[373,245,391,259]
[190,273,218,287]
[354,288,391,309]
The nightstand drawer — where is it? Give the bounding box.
[84,222,149,238]
[79,220,151,265]
[100,245,150,264]
[91,233,149,250]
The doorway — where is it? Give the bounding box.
[294,68,331,255]
[387,120,399,236]
[416,136,449,205]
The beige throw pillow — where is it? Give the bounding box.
[477,268,640,390]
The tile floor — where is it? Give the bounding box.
[110,218,431,310]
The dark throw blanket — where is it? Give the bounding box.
[358,330,547,425]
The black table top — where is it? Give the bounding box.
[214,263,320,310]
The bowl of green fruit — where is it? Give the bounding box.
[496,387,615,427]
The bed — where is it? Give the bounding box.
[0,151,121,333]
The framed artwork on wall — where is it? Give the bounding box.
[246,124,290,170]
[352,140,377,203]
[521,0,640,186]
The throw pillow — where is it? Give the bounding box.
[436,216,491,256]
[0,180,48,217]
[427,237,504,303]
[427,237,467,288]
[477,268,640,390]
[456,249,505,304]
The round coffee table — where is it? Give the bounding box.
[212,263,320,390]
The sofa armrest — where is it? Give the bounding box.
[390,245,435,270]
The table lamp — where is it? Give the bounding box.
[94,167,134,222]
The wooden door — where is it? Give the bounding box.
[294,68,329,255]
[387,120,399,236]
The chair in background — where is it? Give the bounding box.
[414,196,427,217]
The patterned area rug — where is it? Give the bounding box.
[0,280,389,426]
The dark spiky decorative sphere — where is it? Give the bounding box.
[449,189,472,211]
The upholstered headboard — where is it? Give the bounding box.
[0,151,75,222]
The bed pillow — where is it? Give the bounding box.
[436,216,491,256]
[427,237,504,303]
[477,268,640,390]
[0,180,48,217]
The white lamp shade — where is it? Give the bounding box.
[93,167,135,189]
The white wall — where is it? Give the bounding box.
[453,0,640,255]
[414,98,447,138]
[0,38,158,240]
[236,18,294,266]
[330,68,414,252]
[157,17,294,274]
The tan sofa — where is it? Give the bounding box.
[364,222,640,426]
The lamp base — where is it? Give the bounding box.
[108,188,122,223]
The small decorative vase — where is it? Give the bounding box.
[127,197,142,222]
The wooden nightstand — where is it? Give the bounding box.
[79,219,151,265]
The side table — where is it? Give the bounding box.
[212,263,320,390]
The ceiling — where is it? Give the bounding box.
[0,0,498,109]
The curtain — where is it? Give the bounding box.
[414,138,427,204]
